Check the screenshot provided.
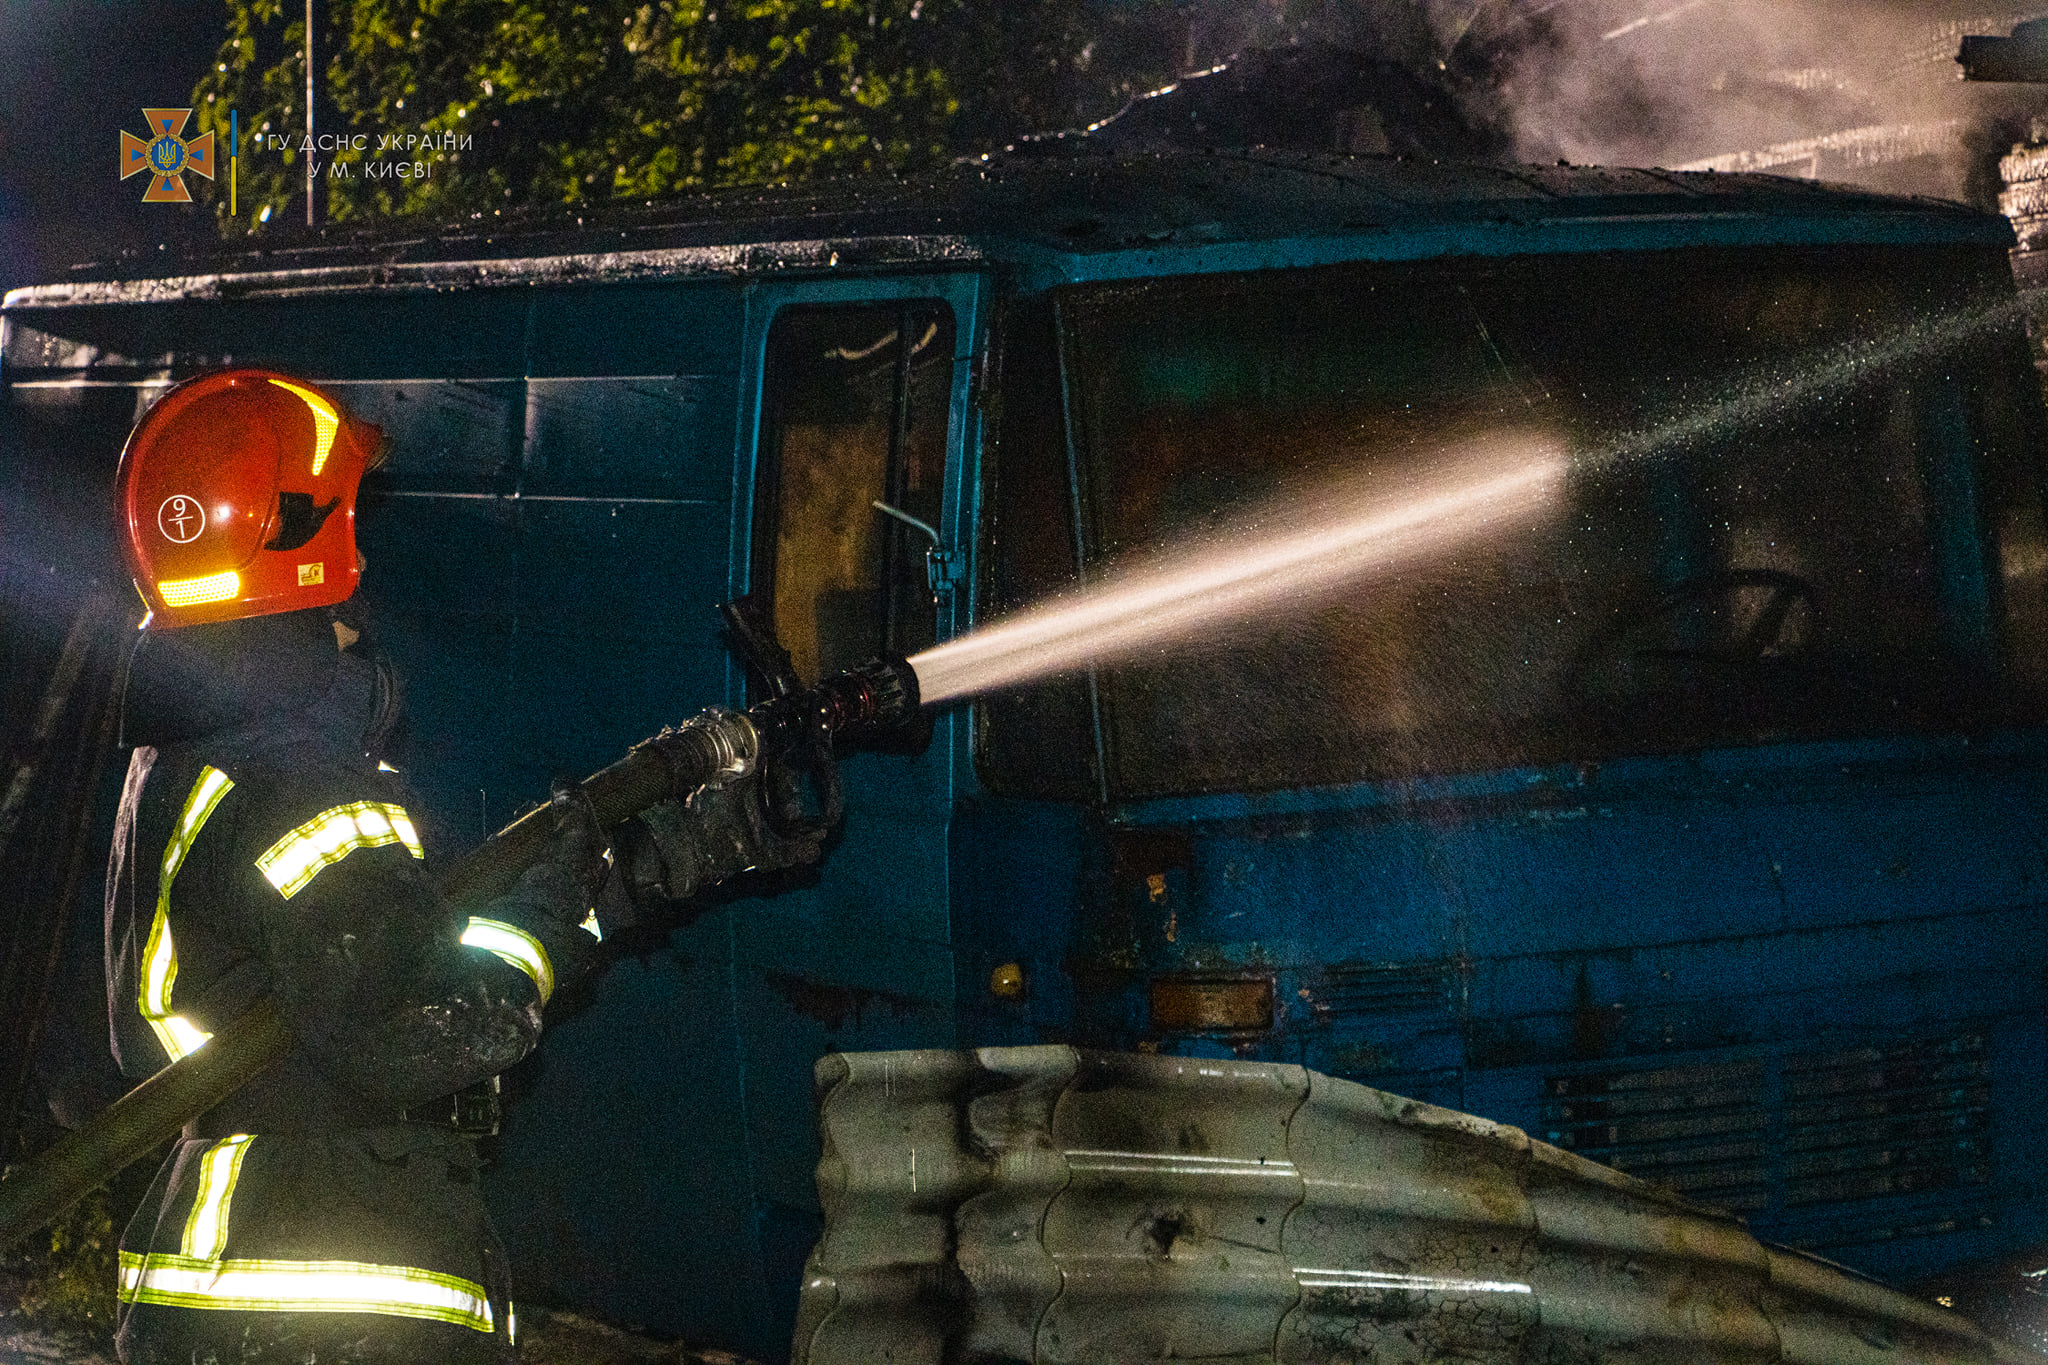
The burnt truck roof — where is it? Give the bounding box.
[1,147,2014,310]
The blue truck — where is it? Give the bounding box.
[4,148,2046,1358]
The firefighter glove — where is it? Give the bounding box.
[617,759,832,909]
[541,776,612,917]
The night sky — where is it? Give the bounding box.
[0,1,224,296]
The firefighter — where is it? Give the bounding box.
[103,370,816,1364]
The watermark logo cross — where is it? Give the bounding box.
[120,109,215,203]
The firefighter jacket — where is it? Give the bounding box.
[103,622,594,1364]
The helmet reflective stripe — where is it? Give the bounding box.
[255,801,425,899]
[156,570,241,609]
[140,766,235,1063]
[117,1250,493,1333]
[180,1135,255,1262]
[460,918,555,1005]
[266,378,340,476]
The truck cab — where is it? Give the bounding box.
[4,149,2044,1357]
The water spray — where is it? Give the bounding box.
[906,293,2029,708]
[910,436,1569,705]
[1586,295,2029,476]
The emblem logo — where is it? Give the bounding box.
[157,495,206,543]
[120,109,215,203]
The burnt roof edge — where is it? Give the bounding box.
[3,233,982,310]
[3,199,2014,312]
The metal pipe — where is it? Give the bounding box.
[881,301,916,654]
[305,0,315,227]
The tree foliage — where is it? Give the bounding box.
[191,1,1187,229]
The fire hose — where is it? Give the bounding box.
[0,618,920,1252]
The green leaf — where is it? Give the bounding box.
[196,0,1185,230]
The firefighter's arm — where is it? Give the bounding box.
[250,787,601,1111]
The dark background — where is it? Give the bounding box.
[0,1,224,297]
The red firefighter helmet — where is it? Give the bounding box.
[117,369,382,628]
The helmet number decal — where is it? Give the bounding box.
[157,495,206,544]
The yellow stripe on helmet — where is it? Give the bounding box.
[267,378,341,476]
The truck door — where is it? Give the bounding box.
[727,273,983,1298]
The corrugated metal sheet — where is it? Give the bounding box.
[797,1046,2044,1365]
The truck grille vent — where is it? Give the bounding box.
[1541,1033,1991,1231]
[1310,961,1453,1018]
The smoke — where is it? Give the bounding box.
[1438,0,2048,205]
[1165,0,2048,207]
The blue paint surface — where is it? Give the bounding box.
[964,733,2048,1279]
[6,154,2047,1359]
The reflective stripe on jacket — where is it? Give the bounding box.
[103,647,589,1364]
[115,1128,517,1364]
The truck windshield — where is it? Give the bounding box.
[1015,246,2048,798]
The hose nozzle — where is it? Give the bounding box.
[827,656,922,732]
[748,655,922,757]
